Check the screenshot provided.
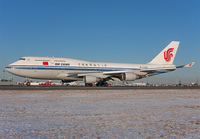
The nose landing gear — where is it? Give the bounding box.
[25,77,31,86]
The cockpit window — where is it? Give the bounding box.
[19,58,25,60]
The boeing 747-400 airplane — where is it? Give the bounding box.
[5,41,195,86]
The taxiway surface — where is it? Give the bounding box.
[0,85,200,90]
[0,89,199,138]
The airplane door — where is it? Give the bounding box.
[33,66,37,72]
[50,58,54,65]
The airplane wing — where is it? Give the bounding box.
[58,61,195,83]
[61,70,139,82]
[67,70,136,77]
[103,70,134,75]
[140,67,176,72]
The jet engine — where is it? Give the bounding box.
[83,75,100,83]
[122,73,138,81]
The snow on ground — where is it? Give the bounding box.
[0,89,200,138]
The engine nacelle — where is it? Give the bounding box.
[83,76,100,83]
[122,73,137,81]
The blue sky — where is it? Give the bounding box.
[0,0,199,84]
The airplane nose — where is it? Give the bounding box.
[5,66,10,71]
[5,65,14,73]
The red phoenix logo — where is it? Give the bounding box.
[189,63,193,67]
[164,48,174,62]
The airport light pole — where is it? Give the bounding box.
[3,70,5,80]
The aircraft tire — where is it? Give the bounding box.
[26,82,31,86]
[104,83,108,87]
[96,82,100,86]
[96,82,108,87]
[85,83,93,87]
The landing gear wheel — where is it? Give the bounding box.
[26,82,31,86]
[96,82,100,86]
[85,83,93,87]
[104,83,108,87]
[96,82,108,87]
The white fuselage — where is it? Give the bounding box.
[5,56,176,82]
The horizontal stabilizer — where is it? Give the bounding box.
[176,62,195,68]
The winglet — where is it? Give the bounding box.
[176,62,195,68]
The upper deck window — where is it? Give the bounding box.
[19,58,25,60]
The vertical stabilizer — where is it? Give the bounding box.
[149,41,180,65]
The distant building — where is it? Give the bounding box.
[0,78,17,85]
[132,83,147,86]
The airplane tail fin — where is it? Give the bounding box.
[149,41,180,65]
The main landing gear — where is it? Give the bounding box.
[85,82,108,87]
[85,83,93,87]
[96,82,108,87]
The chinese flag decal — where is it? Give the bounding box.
[43,62,49,65]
